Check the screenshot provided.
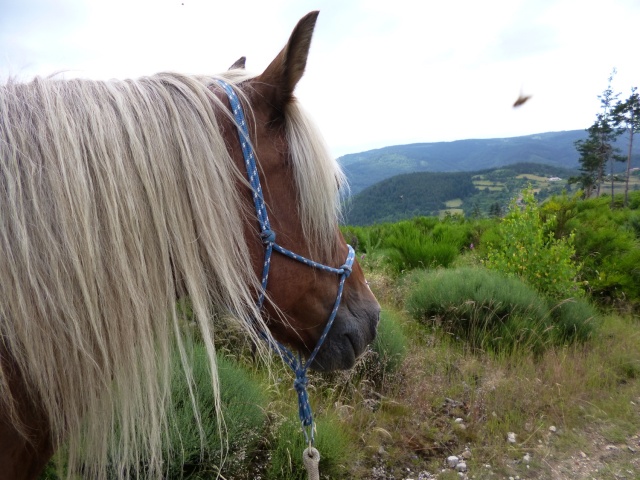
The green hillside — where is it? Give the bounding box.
[344,162,580,225]
[340,130,640,195]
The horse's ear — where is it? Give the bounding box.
[254,11,319,112]
[229,57,246,70]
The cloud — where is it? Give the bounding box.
[2,0,640,156]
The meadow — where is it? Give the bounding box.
[42,189,640,479]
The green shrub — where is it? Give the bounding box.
[549,298,599,344]
[483,187,583,300]
[165,345,267,478]
[406,267,596,352]
[266,413,351,480]
[371,310,408,376]
[561,198,640,306]
[342,217,475,273]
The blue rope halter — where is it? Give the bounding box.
[215,79,355,445]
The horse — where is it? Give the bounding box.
[0,11,380,479]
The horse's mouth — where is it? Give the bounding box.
[308,306,380,372]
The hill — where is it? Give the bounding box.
[343,162,581,225]
[340,130,640,195]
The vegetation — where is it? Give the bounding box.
[483,187,583,300]
[41,187,640,479]
[344,162,582,225]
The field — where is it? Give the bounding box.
[440,198,464,217]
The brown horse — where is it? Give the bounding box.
[0,11,379,479]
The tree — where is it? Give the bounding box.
[484,187,583,300]
[571,128,601,198]
[612,87,640,206]
[596,70,624,205]
[573,70,622,203]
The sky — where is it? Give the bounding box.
[2,0,640,158]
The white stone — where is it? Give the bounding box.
[447,455,460,468]
[455,417,464,423]
[507,432,517,444]
[461,449,472,459]
[523,453,531,464]
[549,425,557,433]
[455,461,467,472]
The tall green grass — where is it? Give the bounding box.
[164,345,267,478]
[266,413,351,480]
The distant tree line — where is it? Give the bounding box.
[344,172,476,225]
[572,69,640,206]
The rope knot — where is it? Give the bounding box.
[260,229,276,244]
[294,370,313,427]
[339,263,352,278]
[293,372,308,392]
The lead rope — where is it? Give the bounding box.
[303,446,320,480]
[215,79,355,480]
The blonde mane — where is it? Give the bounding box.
[0,71,344,478]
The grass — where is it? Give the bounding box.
[39,264,640,480]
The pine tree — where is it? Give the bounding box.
[573,70,622,202]
[612,87,640,206]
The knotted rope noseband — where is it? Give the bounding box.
[215,79,355,445]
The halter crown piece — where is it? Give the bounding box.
[215,79,355,445]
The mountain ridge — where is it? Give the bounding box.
[339,130,640,195]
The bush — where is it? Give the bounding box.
[371,310,408,377]
[483,187,583,300]
[406,267,596,352]
[165,345,267,478]
[341,217,476,274]
[549,298,599,344]
[560,197,640,307]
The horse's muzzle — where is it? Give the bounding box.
[308,300,380,372]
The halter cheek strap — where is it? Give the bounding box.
[215,79,354,445]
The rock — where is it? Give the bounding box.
[507,432,517,444]
[549,425,557,433]
[455,461,467,472]
[461,448,472,459]
[454,417,464,423]
[447,455,460,468]
[523,453,531,464]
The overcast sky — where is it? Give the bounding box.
[2,0,640,157]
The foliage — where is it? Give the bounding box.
[344,162,583,225]
[266,413,350,480]
[572,70,624,199]
[405,267,598,353]
[557,193,640,307]
[612,87,640,206]
[483,187,583,300]
[342,216,478,273]
[344,171,476,225]
[371,309,408,377]
[163,345,267,479]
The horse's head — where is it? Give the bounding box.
[218,12,380,371]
